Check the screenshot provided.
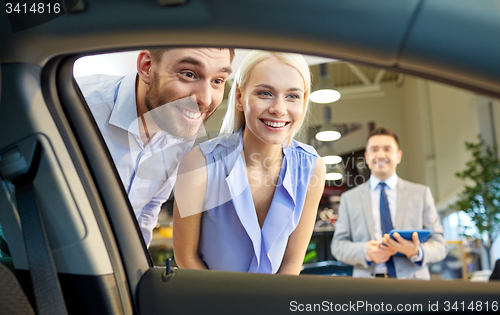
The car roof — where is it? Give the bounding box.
[1,0,499,97]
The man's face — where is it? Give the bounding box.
[144,48,232,140]
[364,135,402,180]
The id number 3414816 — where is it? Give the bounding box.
[443,301,498,312]
[5,2,61,14]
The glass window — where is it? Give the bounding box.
[73,49,500,281]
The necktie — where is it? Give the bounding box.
[379,182,396,277]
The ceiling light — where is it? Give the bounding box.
[325,172,343,181]
[315,106,341,141]
[322,155,342,165]
[316,130,341,142]
[310,89,341,104]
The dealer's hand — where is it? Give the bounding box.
[381,232,419,258]
[366,240,397,263]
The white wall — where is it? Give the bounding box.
[73,51,139,77]
[401,77,429,187]
[427,81,480,206]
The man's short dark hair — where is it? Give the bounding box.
[150,48,236,64]
[368,127,400,149]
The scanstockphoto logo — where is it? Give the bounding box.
[326,155,369,187]
[4,0,81,33]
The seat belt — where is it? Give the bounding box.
[11,142,68,315]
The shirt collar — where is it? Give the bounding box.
[108,71,140,136]
[369,173,398,191]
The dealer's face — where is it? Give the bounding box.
[365,135,402,181]
[145,48,232,140]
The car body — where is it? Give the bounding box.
[1,0,500,314]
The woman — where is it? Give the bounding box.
[173,50,325,275]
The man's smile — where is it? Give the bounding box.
[177,106,203,121]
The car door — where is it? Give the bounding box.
[2,0,500,314]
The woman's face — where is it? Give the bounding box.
[236,57,305,146]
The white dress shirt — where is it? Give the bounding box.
[369,174,398,242]
[365,173,423,274]
[76,72,193,246]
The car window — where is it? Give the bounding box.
[72,49,500,282]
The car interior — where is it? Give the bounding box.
[2,0,500,314]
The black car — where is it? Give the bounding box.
[1,0,500,314]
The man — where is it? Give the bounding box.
[77,48,234,246]
[331,127,447,279]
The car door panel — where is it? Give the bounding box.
[400,0,500,96]
[2,0,500,314]
[136,267,500,314]
[1,0,421,66]
[0,62,133,314]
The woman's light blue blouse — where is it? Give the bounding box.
[197,131,317,274]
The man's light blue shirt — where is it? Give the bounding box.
[76,72,193,246]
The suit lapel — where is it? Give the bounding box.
[361,182,375,239]
[395,177,408,229]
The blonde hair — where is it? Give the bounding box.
[220,50,311,146]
